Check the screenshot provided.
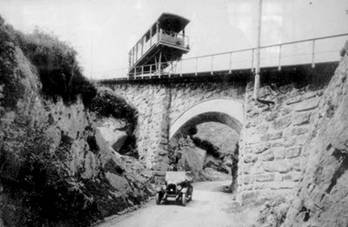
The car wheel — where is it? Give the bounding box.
[181,193,186,206]
[188,191,192,201]
[155,193,161,205]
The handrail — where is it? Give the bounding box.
[182,32,348,60]
[99,32,348,80]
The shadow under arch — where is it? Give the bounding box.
[170,111,242,139]
[170,99,244,139]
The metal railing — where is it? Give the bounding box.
[130,29,189,69]
[101,33,348,80]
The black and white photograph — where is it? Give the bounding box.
[0,0,348,226]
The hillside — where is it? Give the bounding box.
[0,16,153,227]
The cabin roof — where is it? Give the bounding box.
[157,13,190,32]
[140,13,189,40]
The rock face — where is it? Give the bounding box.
[168,122,239,182]
[0,19,153,227]
[282,56,348,226]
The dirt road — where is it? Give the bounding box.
[96,181,259,227]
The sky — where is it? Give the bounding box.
[0,0,347,79]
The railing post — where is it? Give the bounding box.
[195,57,198,76]
[229,52,232,73]
[150,65,152,75]
[278,45,282,71]
[141,65,144,75]
[180,60,183,77]
[311,40,316,68]
[210,55,214,75]
[251,49,255,72]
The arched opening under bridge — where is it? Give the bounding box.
[169,99,244,193]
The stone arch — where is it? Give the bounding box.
[169,99,244,192]
[170,99,244,139]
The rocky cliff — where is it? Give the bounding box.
[255,49,348,227]
[281,51,348,227]
[0,17,153,227]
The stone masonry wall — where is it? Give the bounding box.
[239,82,326,202]
[106,81,246,171]
[107,83,170,171]
[169,81,245,125]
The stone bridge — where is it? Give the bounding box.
[100,61,338,200]
[102,75,247,169]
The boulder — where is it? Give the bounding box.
[95,118,128,153]
[178,145,207,179]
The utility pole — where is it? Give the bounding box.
[253,0,263,100]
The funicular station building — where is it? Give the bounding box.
[128,13,190,77]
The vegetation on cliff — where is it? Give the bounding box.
[0,16,25,111]
[0,118,100,226]
[0,15,146,227]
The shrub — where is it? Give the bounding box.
[89,89,138,130]
[0,17,24,110]
[0,119,101,226]
[14,29,97,105]
[0,16,96,108]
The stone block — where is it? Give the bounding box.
[243,175,252,185]
[244,147,253,154]
[260,134,269,142]
[286,96,302,105]
[246,134,261,144]
[278,181,297,189]
[255,174,275,182]
[291,159,302,171]
[261,132,283,141]
[254,143,270,154]
[291,172,302,182]
[254,183,267,190]
[269,131,283,140]
[256,125,269,134]
[284,137,297,148]
[273,147,286,160]
[295,136,308,146]
[241,191,261,203]
[294,97,319,112]
[263,160,291,173]
[273,116,291,130]
[286,147,301,159]
[265,112,278,121]
[269,142,284,148]
[262,150,275,161]
[244,154,258,163]
[242,163,253,174]
[292,127,309,135]
[281,107,292,116]
[282,174,292,181]
[247,110,259,118]
[293,113,311,126]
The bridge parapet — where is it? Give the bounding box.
[99,33,348,81]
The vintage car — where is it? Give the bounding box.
[155,171,193,206]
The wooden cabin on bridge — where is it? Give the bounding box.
[128,13,190,77]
